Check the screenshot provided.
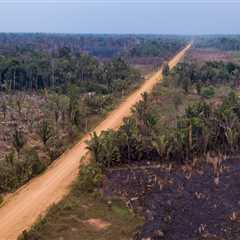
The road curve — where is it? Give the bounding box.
[0,44,191,240]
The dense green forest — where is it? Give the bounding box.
[0,33,187,58]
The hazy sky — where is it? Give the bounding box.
[0,0,239,34]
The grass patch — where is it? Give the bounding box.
[19,164,143,240]
[150,83,201,127]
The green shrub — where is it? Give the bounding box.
[0,148,46,194]
[201,86,215,99]
[46,137,65,162]
[23,148,46,176]
[75,163,103,193]
[87,131,121,169]
[85,95,113,114]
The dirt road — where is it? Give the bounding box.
[0,44,191,240]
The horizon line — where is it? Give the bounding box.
[0,32,240,36]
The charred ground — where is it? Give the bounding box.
[104,157,240,240]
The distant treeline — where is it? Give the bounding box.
[195,35,240,51]
[0,33,137,58]
[0,33,188,58]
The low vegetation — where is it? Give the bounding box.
[18,163,143,240]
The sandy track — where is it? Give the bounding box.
[0,44,191,240]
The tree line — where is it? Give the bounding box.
[195,36,240,51]
[87,91,240,168]
[0,33,137,58]
[0,33,187,59]
[170,61,240,94]
[128,38,186,58]
[0,48,140,92]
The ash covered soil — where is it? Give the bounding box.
[103,159,240,240]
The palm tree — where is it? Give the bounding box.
[152,134,169,160]
[86,132,102,164]
[120,118,140,163]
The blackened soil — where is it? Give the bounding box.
[103,159,240,240]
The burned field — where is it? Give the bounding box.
[104,159,240,240]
